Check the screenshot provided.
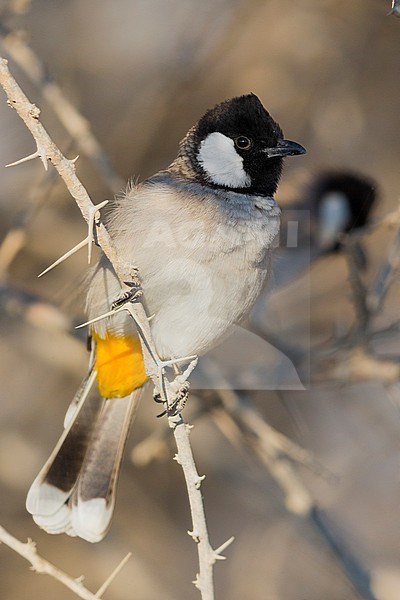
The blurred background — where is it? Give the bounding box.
[1,0,400,598]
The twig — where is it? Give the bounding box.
[367,228,400,314]
[131,428,171,467]
[310,509,378,600]
[313,345,400,385]
[340,200,400,326]
[199,358,329,479]
[219,389,333,480]
[171,415,233,600]
[345,238,370,336]
[0,55,221,599]
[0,525,99,600]
[315,213,400,386]
[201,377,314,516]
[0,227,27,276]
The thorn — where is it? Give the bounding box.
[95,552,132,598]
[26,538,36,550]
[155,354,197,403]
[6,150,40,168]
[71,155,80,163]
[187,530,200,543]
[195,475,206,489]
[38,236,89,277]
[76,295,143,330]
[75,305,124,329]
[178,357,198,384]
[192,574,201,589]
[213,536,235,560]
[87,200,108,264]
[159,354,198,374]
[148,313,155,322]
[37,145,48,170]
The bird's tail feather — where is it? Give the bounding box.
[69,391,142,542]
[64,365,97,428]
[26,377,144,542]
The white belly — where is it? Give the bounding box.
[104,179,281,359]
[144,249,267,358]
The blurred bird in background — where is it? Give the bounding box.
[388,0,400,17]
[307,170,377,256]
[268,170,378,291]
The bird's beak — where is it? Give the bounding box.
[264,139,306,158]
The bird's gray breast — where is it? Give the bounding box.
[109,176,280,358]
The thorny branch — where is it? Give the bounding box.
[345,238,370,337]
[0,56,228,600]
[0,525,131,600]
[173,419,234,595]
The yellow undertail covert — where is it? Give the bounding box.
[93,331,148,397]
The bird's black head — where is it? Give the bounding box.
[310,170,378,254]
[181,94,305,197]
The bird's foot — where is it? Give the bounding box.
[111,280,143,309]
[154,381,190,417]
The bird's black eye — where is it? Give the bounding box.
[234,136,252,150]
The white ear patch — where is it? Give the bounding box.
[317,191,351,251]
[197,132,251,189]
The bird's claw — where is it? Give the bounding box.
[111,281,143,309]
[155,382,190,418]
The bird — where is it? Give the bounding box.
[307,170,377,255]
[26,93,305,542]
[264,170,377,290]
